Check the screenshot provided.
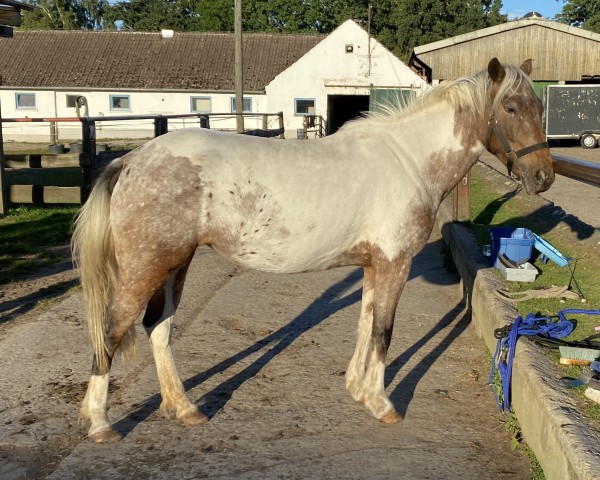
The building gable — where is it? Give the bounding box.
[413,19,600,81]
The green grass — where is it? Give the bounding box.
[469,171,600,339]
[470,164,600,437]
[0,205,79,284]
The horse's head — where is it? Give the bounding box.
[485,58,555,194]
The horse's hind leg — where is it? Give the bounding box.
[81,284,154,443]
[143,258,207,426]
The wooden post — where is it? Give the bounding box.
[0,101,7,216]
[81,119,97,203]
[153,116,168,137]
[50,122,58,144]
[278,111,285,139]
[452,171,471,222]
[262,114,268,132]
[234,0,244,133]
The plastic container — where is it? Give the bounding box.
[497,261,538,282]
[489,227,534,268]
[531,232,570,267]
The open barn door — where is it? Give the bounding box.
[369,88,416,114]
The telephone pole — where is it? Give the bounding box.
[234,0,244,133]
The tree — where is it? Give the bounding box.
[556,0,600,33]
[102,0,201,31]
[389,0,507,61]
[20,1,109,30]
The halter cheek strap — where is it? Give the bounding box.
[486,116,549,176]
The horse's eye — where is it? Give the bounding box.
[504,104,517,115]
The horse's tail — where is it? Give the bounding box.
[72,157,135,373]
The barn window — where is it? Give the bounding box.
[66,94,83,108]
[191,96,212,113]
[230,96,252,113]
[16,93,36,109]
[295,98,316,115]
[110,94,131,111]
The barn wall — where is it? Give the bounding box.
[266,20,427,138]
[0,89,267,142]
[416,22,600,82]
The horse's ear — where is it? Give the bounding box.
[520,59,533,76]
[488,58,505,84]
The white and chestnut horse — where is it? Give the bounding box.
[72,58,554,442]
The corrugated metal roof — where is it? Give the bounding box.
[0,29,325,91]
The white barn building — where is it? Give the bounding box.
[0,20,426,142]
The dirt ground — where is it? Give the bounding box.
[0,143,598,479]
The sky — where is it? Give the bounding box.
[501,0,564,20]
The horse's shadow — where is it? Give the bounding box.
[386,301,470,417]
[112,241,465,438]
[113,268,363,436]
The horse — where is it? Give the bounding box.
[72,58,554,443]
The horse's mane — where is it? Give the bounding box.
[343,62,531,129]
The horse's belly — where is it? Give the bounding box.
[209,232,360,274]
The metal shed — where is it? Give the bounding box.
[410,18,600,83]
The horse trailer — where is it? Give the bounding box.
[543,84,600,148]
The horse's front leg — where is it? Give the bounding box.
[346,254,411,424]
[345,266,375,402]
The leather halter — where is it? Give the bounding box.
[486,116,549,176]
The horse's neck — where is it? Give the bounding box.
[387,102,487,201]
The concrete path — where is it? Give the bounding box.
[0,230,529,479]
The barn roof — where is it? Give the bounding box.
[412,18,600,81]
[0,29,324,92]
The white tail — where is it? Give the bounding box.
[71,158,135,373]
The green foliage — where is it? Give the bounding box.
[19,0,511,62]
[389,0,506,60]
[103,0,205,31]
[20,0,109,30]
[556,0,600,32]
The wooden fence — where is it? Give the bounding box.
[0,112,284,215]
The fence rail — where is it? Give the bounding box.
[0,112,284,215]
[451,154,600,222]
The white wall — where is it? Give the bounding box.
[0,20,426,143]
[0,89,268,142]
[266,19,428,138]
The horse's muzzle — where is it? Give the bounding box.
[522,166,555,194]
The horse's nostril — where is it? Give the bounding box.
[535,169,547,183]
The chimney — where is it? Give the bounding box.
[161,29,174,39]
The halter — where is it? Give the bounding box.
[486,116,549,176]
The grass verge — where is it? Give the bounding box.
[470,162,600,433]
[0,205,79,285]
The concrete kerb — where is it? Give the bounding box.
[437,201,600,480]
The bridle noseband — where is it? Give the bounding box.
[486,116,549,176]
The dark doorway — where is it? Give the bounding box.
[326,94,370,135]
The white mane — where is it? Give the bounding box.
[342,63,532,130]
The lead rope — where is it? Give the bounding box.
[488,309,597,412]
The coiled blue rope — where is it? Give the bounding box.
[490,309,600,412]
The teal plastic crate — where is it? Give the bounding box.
[490,227,534,268]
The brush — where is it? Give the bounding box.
[559,346,600,365]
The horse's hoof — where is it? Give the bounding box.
[179,410,208,426]
[379,409,403,425]
[90,428,122,443]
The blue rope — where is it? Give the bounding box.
[489,309,600,413]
